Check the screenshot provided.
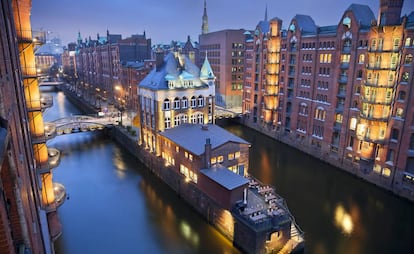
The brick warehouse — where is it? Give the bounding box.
[242,0,414,201]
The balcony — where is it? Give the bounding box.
[337,89,346,98]
[360,96,392,105]
[338,75,348,83]
[340,62,349,69]
[32,31,47,46]
[27,95,53,112]
[333,122,342,131]
[21,66,39,79]
[37,148,61,174]
[54,182,67,208]
[31,122,57,144]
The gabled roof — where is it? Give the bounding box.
[160,124,250,156]
[139,52,204,90]
[293,14,317,35]
[346,4,375,29]
[201,165,249,190]
[318,25,337,35]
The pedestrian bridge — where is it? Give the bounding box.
[44,115,118,138]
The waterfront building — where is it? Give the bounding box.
[73,31,151,107]
[137,51,216,154]
[241,0,414,201]
[199,29,246,111]
[0,0,64,253]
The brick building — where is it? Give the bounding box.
[0,0,64,253]
[199,29,246,111]
[242,0,414,201]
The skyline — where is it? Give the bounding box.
[31,0,414,46]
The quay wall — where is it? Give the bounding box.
[237,118,414,202]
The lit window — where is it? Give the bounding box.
[185,151,188,158]
[211,157,217,164]
[189,154,193,161]
[176,146,179,153]
[217,156,224,163]
[235,151,241,159]
[228,153,235,160]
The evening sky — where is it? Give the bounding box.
[31,0,414,46]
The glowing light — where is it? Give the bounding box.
[334,204,354,235]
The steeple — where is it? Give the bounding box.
[265,4,268,21]
[200,53,215,83]
[202,0,209,34]
[77,31,82,46]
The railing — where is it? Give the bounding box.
[338,75,348,83]
[26,95,53,111]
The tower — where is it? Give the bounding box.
[202,0,209,34]
[378,0,404,26]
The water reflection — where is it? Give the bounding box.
[223,122,414,254]
[334,204,353,235]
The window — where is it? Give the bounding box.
[314,107,326,121]
[181,115,188,123]
[398,91,406,101]
[235,151,240,159]
[349,118,357,130]
[163,99,170,110]
[191,96,196,108]
[404,54,413,65]
[190,114,196,123]
[197,95,204,107]
[358,54,365,63]
[174,115,181,126]
[182,97,188,109]
[228,153,235,160]
[391,128,399,140]
[217,156,224,163]
[386,149,395,162]
[173,97,180,109]
[197,113,204,124]
[396,107,404,118]
[402,72,409,82]
[405,38,412,47]
[164,117,171,129]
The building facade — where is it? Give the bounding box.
[1,0,64,253]
[138,52,216,154]
[242,0,414,201]
[199,29,246,111]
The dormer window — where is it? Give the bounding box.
[168,81,175,89]
[289,23,295,32]
[343,17,351,28]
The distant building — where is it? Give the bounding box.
[241,0,414,201]
[74,30,152,106]
[199,29,246,111]
[137,51,215,154]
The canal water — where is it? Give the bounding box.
[43,88,414,254]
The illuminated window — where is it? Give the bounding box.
[228,165,238,173]
[402,72,409,82]
[211,157,217,164]
[358,54,365,63]
[235,151,240,159]
[185,151,188,158]
[404,54,413,65]
[217,156,224,163]
[176,146,179,153]
[382,168,391,177]
[228,153,235,160]
[405,38,412,47]
[396,108,404,118]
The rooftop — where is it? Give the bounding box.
[160,124,250,156]
[201,164,249,190]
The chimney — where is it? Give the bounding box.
[155,48,164,72]
[204,138,212,168]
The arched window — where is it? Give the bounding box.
[182,97,188,109]
[190,96,197,108]
[197,95,204,107]
[358,54,365,63]
[163,99,170,110]
[173,97,180,109]
[315,107,326,121]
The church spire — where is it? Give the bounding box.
[265,4,268,21]
[202,0,209,34]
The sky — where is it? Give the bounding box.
[31,0,414,46]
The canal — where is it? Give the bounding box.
[43,88,414,254]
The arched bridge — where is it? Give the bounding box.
[44,115,119,137]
